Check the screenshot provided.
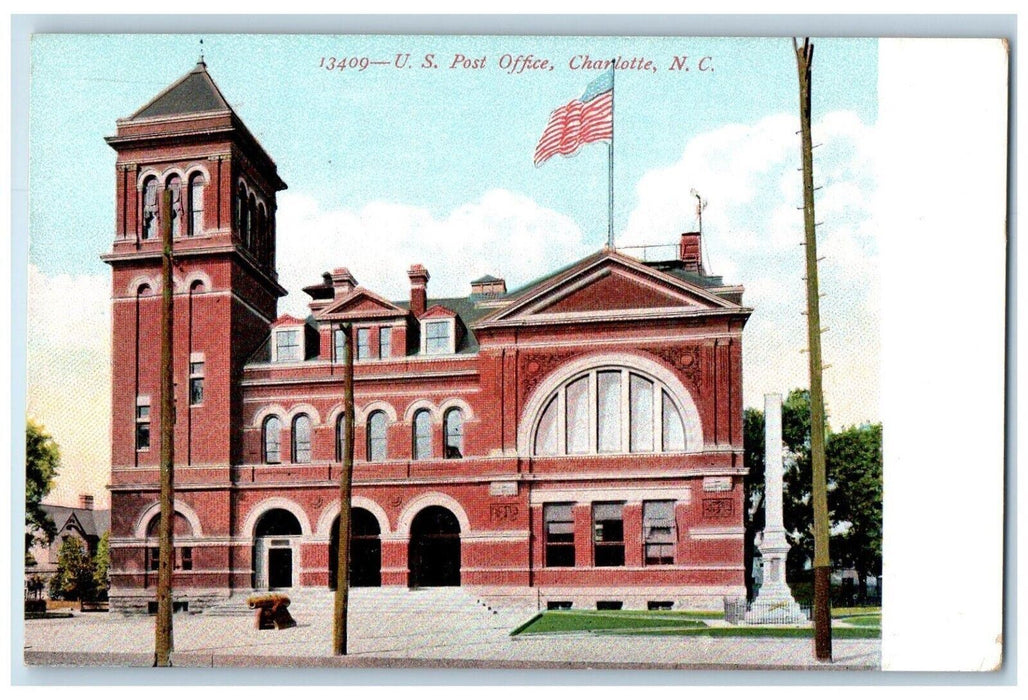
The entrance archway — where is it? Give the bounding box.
[329,507,382,589]
[253,508,302,590]
[408,506,461,587]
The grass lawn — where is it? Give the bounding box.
[512,611,708,635]
[511,609,881,639]
[836,614,881,627]
[832,607,881,616]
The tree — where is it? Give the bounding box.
[93,531,111,601]
[827,423,883,602]
[742,408,766,598]
[26,419,60,565]
[49,536,95,601]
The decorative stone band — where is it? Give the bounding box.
[688,526,745,540]
[529,485,693,505]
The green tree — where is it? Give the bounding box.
[827,423,883,602]
[742,407,766,598]
[25,419,60,565]
[49,536,95,601]
[92,531,111,601]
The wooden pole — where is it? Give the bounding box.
[155,188,175,667]
[332,323,355,655]
[793,36,833,662]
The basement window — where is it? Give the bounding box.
[596,601,623,611]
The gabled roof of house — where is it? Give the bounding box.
[40,504,110,538]
[129,59,233,120]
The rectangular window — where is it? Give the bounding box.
[189,359,204,406]
[275,330,301,362]
[136,401,151,451]
[643,500,676,565]
[379,327,392,359]
[544,503,576,567]
[333,328,346,362]
[425,321,450,355]
[593,502,625,567]
[147,547,159,572]
[356,328,371,360]
[176,547,193,571]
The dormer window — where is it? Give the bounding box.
[424,320,453,355]
[274,329,301,362]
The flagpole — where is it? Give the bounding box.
[607,59,615,249]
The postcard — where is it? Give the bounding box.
[17,30,1008,676]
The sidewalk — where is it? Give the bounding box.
[24,604,881,670]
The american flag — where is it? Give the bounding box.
[534,69,614,166]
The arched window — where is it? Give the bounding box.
[166,175,183,237]
[444,408,463,459]
[335,413,348,462]
[256,203,267,259]
[247,193,257,249]
[531,368,688,456]
[236,183,247,238]
[188,173,204,236]
[292,414,312,463]
[142,177,159,239]
[263,416,282,464]
[412,409,431,460]
[367,411,387,462]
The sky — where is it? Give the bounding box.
[26,34,879,507]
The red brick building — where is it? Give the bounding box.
[103,61,752,613]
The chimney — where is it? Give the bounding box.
[330,267,358,298]
[79,494,94,510]
[408,264,430,317]
[679,231,704,274]
[471,275,507,297]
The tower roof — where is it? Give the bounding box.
[129,59,233,120]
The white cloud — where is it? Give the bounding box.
[622,111,880,427]
[26,265,111,508]
[275,189,593,317]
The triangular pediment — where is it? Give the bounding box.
[317,287,407,321]
[475,250,741,328]
[421,304,457,320]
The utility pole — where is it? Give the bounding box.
[333,323,355,655]
[155,188,176,667]
[793,36,832,662]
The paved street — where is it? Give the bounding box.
[24,588,880,670]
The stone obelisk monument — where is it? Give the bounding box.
[745,393,806,624]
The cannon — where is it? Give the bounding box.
[246,593,297,630]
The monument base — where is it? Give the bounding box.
[744,585,807,625]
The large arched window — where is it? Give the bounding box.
[412,409,431,460]
[532,368,688,456]
[263,416,282,464]
[292,414,312,463]
[188,173,204,236]
[166,175,183,237]
[367,411,387,462]
[142,176,159,239]
[444,408,464,459]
